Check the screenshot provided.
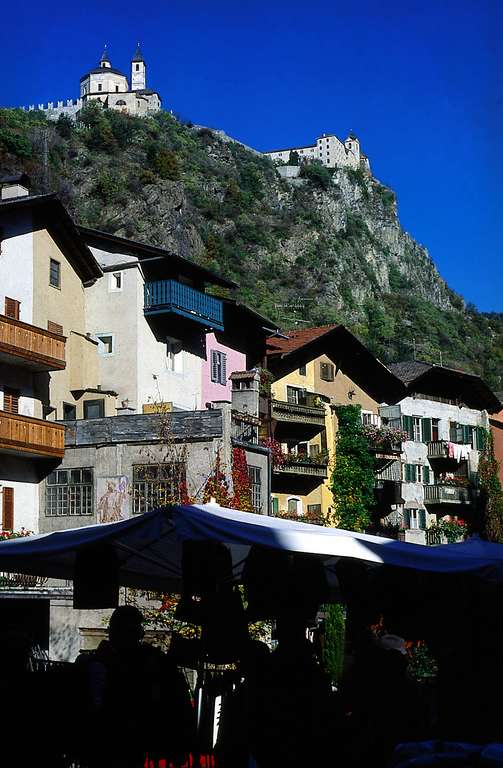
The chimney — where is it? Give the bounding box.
[0,174,31,201]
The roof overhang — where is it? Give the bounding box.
[78,226,236,289]
[409,367,502,414]
[267,325,406,404]
[0,195,102,285]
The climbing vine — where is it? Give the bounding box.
[330,404,376,532]
[479,431,503,543]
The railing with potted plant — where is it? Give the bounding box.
[425,517,468,544]
[362,424,408,453]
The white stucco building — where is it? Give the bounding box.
[23,45,161,120]
[264,132,371,173]
[379,361,501,544]
[80,227,236,414]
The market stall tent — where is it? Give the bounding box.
[0,503,502,592]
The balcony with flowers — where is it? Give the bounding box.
[363,425,406,476]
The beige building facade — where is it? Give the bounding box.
[265,132,371,173]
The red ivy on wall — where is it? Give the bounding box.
[231,446,254,513]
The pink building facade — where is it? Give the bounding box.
[202,332,246,406]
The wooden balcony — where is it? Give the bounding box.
[274,460,328,479]
[144,280,224,331]
[271,399,326,428]
[424,484,470,505]
[0,314,66,372]
[0,411,65,459]
[427,441,450,459]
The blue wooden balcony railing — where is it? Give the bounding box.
[144,280,224,331]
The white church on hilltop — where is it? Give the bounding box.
[23,45,161,120]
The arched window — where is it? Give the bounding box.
[116,100,127,106]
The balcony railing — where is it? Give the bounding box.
[271,399,326,428]
[424,484,470,505]
[274,460,328,479]
[0,314,66,372]
[0,411,65,459]
[144,280,224,331]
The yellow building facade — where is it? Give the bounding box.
[267,326,404,522]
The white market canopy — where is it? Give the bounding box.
[0,503,503,591]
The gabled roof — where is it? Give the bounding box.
[388,360,433,385]
[389,360,502,414]
[266,324,406,404]
[78,226,236,289]
[0,194,102,285]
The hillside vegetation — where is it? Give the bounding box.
[1,105,502,391]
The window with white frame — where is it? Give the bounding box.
[46,468,93,516]
[96,334,114,355]
[362,411,380,426]
[248,466,262,512]
[109,271,123,292]
[413,417,422,442]
[409,509,420,529]
[211,350,227,385]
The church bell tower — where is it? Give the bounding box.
[131,44,146,91]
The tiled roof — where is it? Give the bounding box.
[388,361,432,384]
[266,325,339,356]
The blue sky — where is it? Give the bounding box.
[2,0,502,312]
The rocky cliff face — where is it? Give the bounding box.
[0,106,501,389]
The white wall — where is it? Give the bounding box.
[85,265,139,409]
[0,215,34,323]
[84,263,203,412]
[1,481,39,532]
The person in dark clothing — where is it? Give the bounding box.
[251,617,335,768]
[215,639,270,767]
[75,605,195,768]
[341,634,428,767]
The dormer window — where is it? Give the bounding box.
[136,64,140,71]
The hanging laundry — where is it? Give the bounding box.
[448,442,455,459]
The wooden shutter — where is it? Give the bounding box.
[423,466,430,484]
[47,320,64,336]
[476,427,487,451]
[272,497,279,515]
[4,297,20,319]
[2,487,14,531]
[3,387,19,414]
[405,464,417,482]
[211,351,218,383]
[403,509,411,529]
[421,418,432,443]
[418,509,426,530]
[220,353,227,385]
[402,415,414,440]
